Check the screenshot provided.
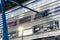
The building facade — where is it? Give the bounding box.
[0,0,60,40]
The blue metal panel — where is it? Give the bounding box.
[1,0,9,40]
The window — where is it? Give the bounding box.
[33,20,59,33]
[54,9,60,13]
[8,20,17,26]
[19,16,31,24]
[47,21,54,30]
[55,6,60,9]
[23,29,33,36]
[53,21,59,29]
[33,25,42,33]
[9,31,17,38]
[53,6,60,13]
[18,29,33,37]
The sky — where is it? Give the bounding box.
[0,0,1,3]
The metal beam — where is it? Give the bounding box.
[8,0,40,13]
[1,0,9,40]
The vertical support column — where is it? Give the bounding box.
[1,0,9,40]
[17,19,19,37]
[21,31,23,40]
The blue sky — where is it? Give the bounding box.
[0,0,1,3]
